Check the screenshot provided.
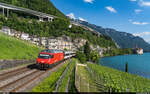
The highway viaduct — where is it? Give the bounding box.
[0,2,57,22]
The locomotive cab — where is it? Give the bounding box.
[36,49,74,70]
[36,53,54,69]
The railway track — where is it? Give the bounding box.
[0,67,30,81]
[0,60,67,92]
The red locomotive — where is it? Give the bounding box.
[36,49,75,69]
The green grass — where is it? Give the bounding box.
[0,33,42,60]
[58,59,76,92]
[76,64,97,92]
[32,61,70,92]
[87,63,150,92]
[68,64,77,92]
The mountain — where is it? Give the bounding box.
[0,0,65,18]
[75,20,150,52]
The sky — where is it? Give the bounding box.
[51,0,150,43]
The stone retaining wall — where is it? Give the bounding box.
[0,60,35,70]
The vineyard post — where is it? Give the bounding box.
[125,62,128,73]
[79,76,81,92]
[88,79,89,92]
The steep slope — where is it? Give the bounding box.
[0,0,65,18]
[0,33,41,59]
[77,20,150,52]
[0,0,117,51]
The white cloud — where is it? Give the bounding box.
[130,0,137,2]
[84,0,94,3]
[129,20,149,25]
[132,21,149,25]
[135,9,142,14]
[133,32,150,43]
[139,0,150,7]
[133,32,150,36]
[67,13,75,19]
[105,6,117,13]
[79,17,87,21]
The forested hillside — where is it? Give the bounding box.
[0,0,65,18]
[0,15,116,48]
[0,0,120,53]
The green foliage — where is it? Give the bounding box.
[77,42,100,64]
[32,61,69,92]
[0,15,69,37]
[84,42,91,60]
[58,59,76,92]
[0,0,66,18]
[0,21,2,29]
[0,14,117,49]
[68,64,77,92]
[87,63,150,92]
[89,51,100,64]
[64,48,67,51]
[76,64,97,92]
[0,33,41,59]
[76,51,86,64]
[104,48,133,56]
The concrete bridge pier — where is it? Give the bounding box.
[48,17,53,22]
[2,8,5,16]
[7,8,9,17]
[39,17,44,22]
[1,8,9,17]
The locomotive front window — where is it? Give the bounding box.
[49,55,54,58]
[38,54,53,59]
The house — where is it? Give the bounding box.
[21,33,30,40]
[133,45,144,55]
[8,29,16,36]
[136,48,143,55]
[41,37,48,46]
[1,26,11,34]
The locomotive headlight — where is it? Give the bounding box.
[41,61,44,63]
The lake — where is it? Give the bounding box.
[100,53,150,79]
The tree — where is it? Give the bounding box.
[0,22,3,29]
[84,41,91,61]
[64,48,67,51]
[76,51,86,63]
[90,51,100,64]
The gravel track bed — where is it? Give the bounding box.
[0,60,35,70]
[0,60,68,92]
[0,69,40,92]
[0,67,29,81]
[0,69,37,91]
[16,61,66,92]
[0,64,31,75]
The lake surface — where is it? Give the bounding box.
[100,53,150,79]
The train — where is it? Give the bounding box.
[36,49,76,69]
